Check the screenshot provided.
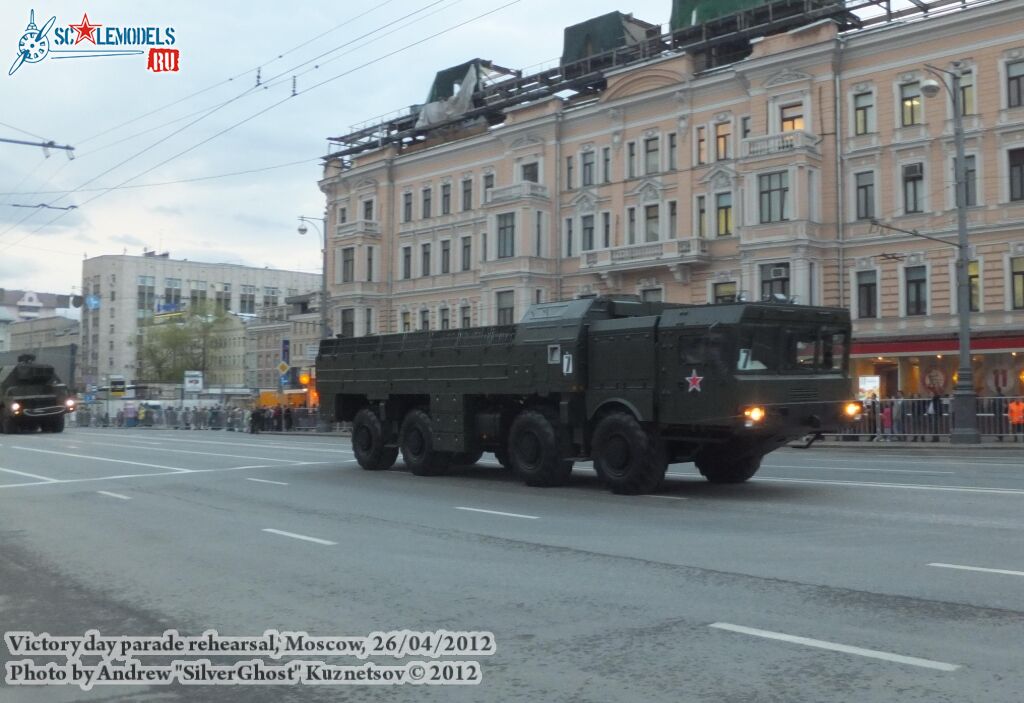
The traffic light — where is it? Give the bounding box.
[298,371,311,387]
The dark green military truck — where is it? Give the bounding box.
[0,354,76,434]
[316,297,859,494]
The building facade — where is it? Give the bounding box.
[245,293,322,391]
[320,0,1024,398]
[79,252,320,390]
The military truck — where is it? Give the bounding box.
[316,297,859,494]
[0,354,76,434]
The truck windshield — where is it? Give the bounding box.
[736,326,847,374]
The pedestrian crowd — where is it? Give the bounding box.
[857,390,1024,441]
[73,404,316,433]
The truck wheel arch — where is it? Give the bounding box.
[590,399,644,424]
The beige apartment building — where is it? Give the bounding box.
[245,292,322,392]
[320,0,1024,398]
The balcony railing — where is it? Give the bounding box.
[579,238,710,270]
[486,182,549,204]
[335,219,380,237]
[742,130,818,158]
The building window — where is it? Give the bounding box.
[696,196,706,238]
[483,173,494,202]
[959,70,975,115]
[461,236,472,271]
[627,207,636,244]
[363,199,374,221]
[968,260,980,312]
[760,263,790,299]
[602,211,611,248]
[696,126,707,165]
[1011,257,1024,309]
[955,155,977,207]
[419,309,430,330]
[668,133,677,171]
[521,162,539,184]
[340,309,355,337]
[401,311,411,332]
[422,188,432,219]
[582,214,595,251]
[715,192,732,236]
[758,172,788,223]
[440,308,450,330]
[402,246,411,279]
[496,291,515,325]
[462,179,472,211]
[403,192,413,222]
[627,142,637,178]
[497,213,515,258]
[214,285,230,312]
[715,122,730,160]
[441,183,451,214]
[602,147,611,183]
[714,281,737,303]
[564,218,573,257]
[855,171,875,220]
[641,288,662,303]
[741,116,751,139]
[481,231,487,261]
[1008,60,1024,108]
[136,275,155,314]
[366,247,374,282]
[262,286,277,307]
[581,152,595,186]
[535,211,543,256]
[437,240,449,274]
[644,137,659,174]
[857,270,877,319]
[338,207,347,224]
[1009,148,1024,201]
[566,155,574,189]
[668,201,677,239]
[164,278,182,309]
[240,285,255,313]
[365,308,373,336]
[901,82,922,126]
[780,104,804,132]
[342,247,355,283]
[461,306,471,328]
[905,265,927,316]
[644,205,659,243]
[421,243,431,276]
[903,163,924,214]
[854,92,874,135]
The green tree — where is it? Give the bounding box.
[139,303,227,382]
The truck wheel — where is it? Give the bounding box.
[591,413,667,494]
[352,409,397,471]
[47,416,65,433]
[2,415,18,434]
[451,449,483,467]
[508,410,572,487]
[399,409,450,476]
[696,453,762,484]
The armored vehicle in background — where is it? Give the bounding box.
[0,354,76,434]
[316,297,859,494]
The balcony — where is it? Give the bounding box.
[742,130,819,159]
[335,219,380,238]
[579,238,710,273]
[485,182,549,205]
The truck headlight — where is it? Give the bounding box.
[844,401,862,419]
[743,406,766,427]
[65,399,76,409]
[10,402,20,413]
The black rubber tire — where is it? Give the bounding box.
[2,415,18,434]
[399,409,450,476]
[696,452,762,484]
[451,449,483,467]
[591,412,667,494]
[508,410,572,487]
[48,415,65,433]
[351,408,397,471]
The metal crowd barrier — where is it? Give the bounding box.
[833,395,1024,441]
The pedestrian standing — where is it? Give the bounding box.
[865,392,879,441]
[880,402,893,440]
[893,391,906,440]
[1008,397,1024,442]
[284,407,294,431]
[929,392,943,442]
[993,388,1007,441]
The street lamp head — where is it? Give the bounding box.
[297,222,308,236]
[920,79,942,99]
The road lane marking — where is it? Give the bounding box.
[708,622,960,672]
[644,495,689,501]
[928,562,1024,577]
[246,478,289,486]
[0,466,59,483]
[658,471,1024,496]
[77,435,356,454]
[9,446,194,473]
[455,507,539,520]
[765,465,954,475]
[73,444,301,464]
[97,491,131,500]
[0,463,328,490]
[262,528,335,546]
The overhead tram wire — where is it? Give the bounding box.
[1,0,522,253]
[0,120,49,141]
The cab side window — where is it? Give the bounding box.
[679,331,730,375]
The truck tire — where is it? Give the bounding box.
[591,412,667,494]
[696,452,762,484]
[352,408,397,471]
[451,449,483,467]
[508,410,572,487]
[2,415,18,434]
[43,416,65,433]
[399,409,450,476]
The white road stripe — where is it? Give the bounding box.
[10,446,194,473]
[85,436,355,454]
[262,528,335,546]
[246,478,289,486]
[77,444,301,464]
[0,466,59,483]
[750,476,1024,495]
[96,491,131,500]
[644,495,689,501]
[455,506,539,520]
[708,622,960,672]
[928,562,1024,577]
[766,465,954,475]
[0,462,328,490]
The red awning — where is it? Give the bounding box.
[851,335,1024,356]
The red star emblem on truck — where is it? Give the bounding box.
[686,369,703,392]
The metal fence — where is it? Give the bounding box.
[70,404,325,432]
[835,396,1024,441]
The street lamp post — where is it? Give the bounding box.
[297,214,330,432]
[922,62,980,444]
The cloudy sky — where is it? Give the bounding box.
[1,0,901,298]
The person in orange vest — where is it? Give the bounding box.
[1008,397,1024,442]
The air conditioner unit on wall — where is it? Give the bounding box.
[769,266,788,279]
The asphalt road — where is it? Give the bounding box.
[1,428,1022,702]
